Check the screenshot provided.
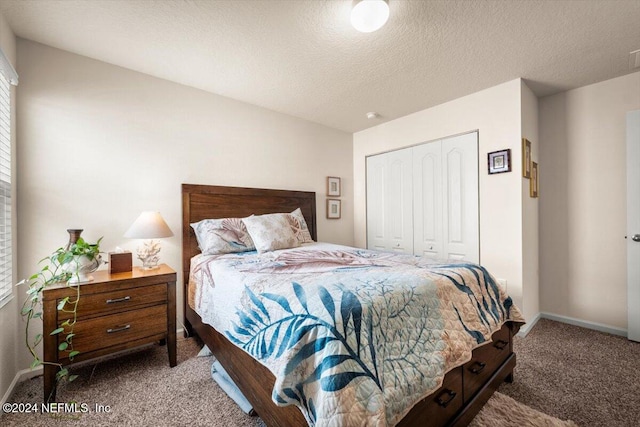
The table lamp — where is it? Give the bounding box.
[124,211,174,269]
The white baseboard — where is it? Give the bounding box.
[515,311,628,338]
[516,312,541,337]
[539,312,627,337]
[1,366,43,406]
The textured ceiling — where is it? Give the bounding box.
[1,0,639,133]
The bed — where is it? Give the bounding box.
[182,183,524,427]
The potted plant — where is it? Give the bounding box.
[19,233,103,387]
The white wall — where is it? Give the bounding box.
[521,81,540,322]
[0,9,18,403]
[539,72,640,329]
[354,79,528,314]
[15,39,354,369]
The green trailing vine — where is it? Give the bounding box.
[19,237,102,388]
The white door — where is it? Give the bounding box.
[441,133,479,263]
[385,148,413,253]
[413,141,443,259]
[366,148,413,253]
[366,154,387,251]
[627,110,640,342]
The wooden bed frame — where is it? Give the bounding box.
[182,183,518,427]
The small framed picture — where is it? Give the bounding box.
[327,176,341,197]
[487,149,511,174]
[522,138,532,178]
[530,162,539,198]
[326,199,341,219]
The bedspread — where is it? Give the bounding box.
[189,243,525,426]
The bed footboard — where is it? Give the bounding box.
[187,302,516,427]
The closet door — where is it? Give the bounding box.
[366,133,478,262]
[413,142,443,259]
[366,154,387,250]
[366,148,413,253]
[386,148,413,252]
[441,133,479,263]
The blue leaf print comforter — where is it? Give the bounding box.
[188,243,525,426]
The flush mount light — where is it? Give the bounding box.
[351,0,390,33]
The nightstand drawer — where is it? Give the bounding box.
[58,304,167,358]
[58,283,167,320]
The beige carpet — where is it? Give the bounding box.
[2,333,577,426]
[499,319,640,426]
[470,392,578,427]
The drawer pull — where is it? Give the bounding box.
[107,324,131,334]
[469,361,486,374]
[435,389,457,407]
[106,296,131,304]
[493,339,508,350]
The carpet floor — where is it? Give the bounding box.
[2,318,634,426]
[498,318,640,427]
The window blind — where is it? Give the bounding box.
[0,58,13,308]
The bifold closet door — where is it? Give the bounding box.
[413,141,443,259]
[366,147,413,253]
[440,133,479,263]
[414,133,479,262]
[367,132,478,262]
[413,133,479,263]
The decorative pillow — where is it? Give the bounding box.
[289,208,314,243]
[242,213,301,253]
[191,217,255,255]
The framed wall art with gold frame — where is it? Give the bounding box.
[522,138,532,178]
[530,162,538,198]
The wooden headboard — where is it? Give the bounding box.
[181,184,317,284]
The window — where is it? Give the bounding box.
[0,48,16,309]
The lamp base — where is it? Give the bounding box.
[137,240,162,270]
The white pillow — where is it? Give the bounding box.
[191,217,255,255]
[289,208,314,244]
[242,213,301,253]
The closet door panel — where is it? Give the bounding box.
[413,142,442,259]
[366,155,386,250]
[386,149,413,253]
[442,133,479,263]
[446,149,464,245]
[366,148,412,253]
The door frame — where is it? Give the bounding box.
[627,110,640,342]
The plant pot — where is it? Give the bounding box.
[64,254,103,284]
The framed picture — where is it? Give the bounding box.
[530,162,539,198]
[326,199,341,219]
[487,149,511,174]
[522,138,532,178]
[327,176,341,197]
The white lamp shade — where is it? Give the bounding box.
[351,0,390,33]
[124,211,174,239]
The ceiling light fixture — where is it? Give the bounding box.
[351,0,390,33]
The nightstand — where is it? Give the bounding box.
[42,264,177,401]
